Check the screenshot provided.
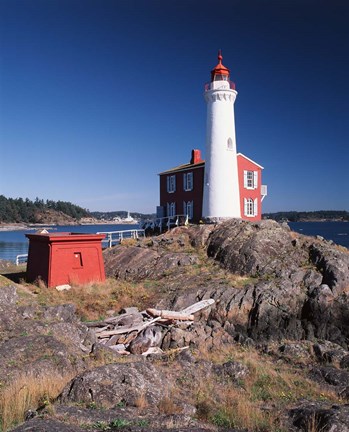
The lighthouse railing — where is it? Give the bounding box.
[204,80,236,91]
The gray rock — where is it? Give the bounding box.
[60,362,169,407]
[104,246,160,280]
[0,335,84,385]
[104,246,200,281]
[10,418,85,431]
[309,243,349,294]
[278,341,312,359]
[206,219,308,278]
[43,304,77,322]
[312,366,349,387]
[213,360,249,382]
[290,402,349,432]
[313,341,349,364]
[0,284,18,307]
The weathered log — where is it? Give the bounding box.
[85,321,110,328]
[180,299,215,315]
[146,308,194,321]
[94,326,111,334]
[97,317,162,338]
[104,311,143,326]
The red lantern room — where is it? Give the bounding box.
[26,232,106,287]
[211,49,230,81]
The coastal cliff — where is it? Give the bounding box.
[1,220,349,431]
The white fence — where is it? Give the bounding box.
[97,229,146,248]
[142,214,189,233]
[16,254,28,266]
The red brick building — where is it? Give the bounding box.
[158,149,267,223]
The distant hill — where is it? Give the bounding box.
[0,195,90,224]
[263,210,349,222]
[90,211,156,221]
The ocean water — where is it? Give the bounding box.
[288,221,349,248]
[0,224,139,262]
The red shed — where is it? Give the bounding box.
[26,232,106,287]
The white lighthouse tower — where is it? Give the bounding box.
[202,51,241,222]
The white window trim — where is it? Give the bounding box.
[167,175,176,193]
[183,200,193,220]
[183,172,193,191]
[167,202,176,217]
[244,198,257,217]
[243,170,258,190]
[254,198,258,216]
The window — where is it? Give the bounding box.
[227,138,233,151]
[183,172,193,191]
[244,198,258,217]
[167,202,176,217]
[166,175,176,193]
[183,200,193,219]
[243,170,258,189]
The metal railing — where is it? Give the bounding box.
[16,254,28,266]
[205,80,236,91]
[97,229,145,248]
[142,214,189,233]
[261,184,268,202]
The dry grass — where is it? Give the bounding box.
[190,344,339,431]
[134,392,149,410]
[158,396,182,415]
[0,372,74,431]
[20,278,158,321]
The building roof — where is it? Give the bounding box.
[159,152,263,175]
[158,160,205,175]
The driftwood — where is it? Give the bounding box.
[146,308,195,321]
[181,299,215,314]
[97,317,162,338]
[87,298,216,356]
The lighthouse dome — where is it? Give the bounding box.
[211,50,230,81]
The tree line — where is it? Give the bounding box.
[263,210,349,222]
[0,195,90,223]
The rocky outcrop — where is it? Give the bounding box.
[206,219,309,278]
[0,285,89,386]
[144,220,349,347]
[2,220,349,432]
[104,245,200,281]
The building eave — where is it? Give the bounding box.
[237,153,264,169]
[158,161,205,175]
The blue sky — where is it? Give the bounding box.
[0,0,348,213]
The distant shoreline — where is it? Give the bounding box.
[0,221,139,232]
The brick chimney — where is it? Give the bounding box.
[190,149,202,164]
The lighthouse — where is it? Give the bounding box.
[202,51,241,222]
